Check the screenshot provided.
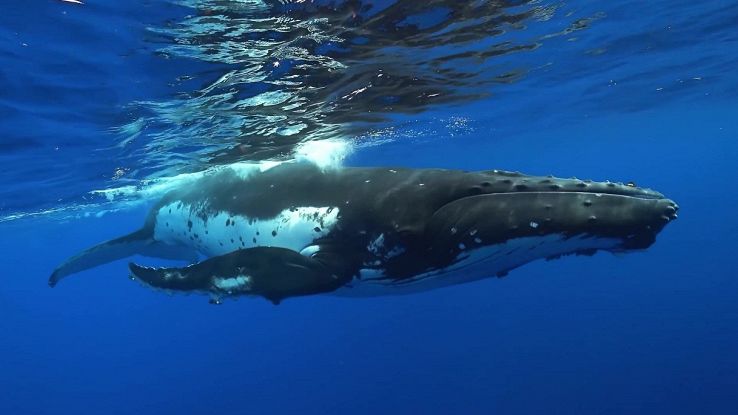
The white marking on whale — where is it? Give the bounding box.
[366,233,405,260]
[213,275,252,292]
[153,203,340,256]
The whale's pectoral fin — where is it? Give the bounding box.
[129,247,353,304]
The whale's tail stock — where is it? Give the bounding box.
[48,229,197,287]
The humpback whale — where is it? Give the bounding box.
[49,163,678,304]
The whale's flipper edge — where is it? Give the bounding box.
[129,247,352,305]
[48,229,197,287]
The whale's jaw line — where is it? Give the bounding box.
[426,189,677,255]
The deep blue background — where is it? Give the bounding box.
[2,0,738,414]
[3,103,737,414]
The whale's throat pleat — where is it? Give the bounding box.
[338,234,620,297]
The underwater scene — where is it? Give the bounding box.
[1,0,737,414]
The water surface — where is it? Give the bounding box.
[1,1,737,414]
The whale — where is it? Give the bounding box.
[49,162,678,304]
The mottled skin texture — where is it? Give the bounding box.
[50,163,678,304]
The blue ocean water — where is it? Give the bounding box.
[1,0,737,414]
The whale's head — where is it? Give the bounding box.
[423,170,678,274]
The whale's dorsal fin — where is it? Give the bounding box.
[129,247,353,304]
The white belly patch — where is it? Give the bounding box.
[153,203,340,256]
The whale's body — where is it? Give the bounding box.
[50,163,678,304]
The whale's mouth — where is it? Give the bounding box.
[476,169,669,200]
[503,190,679,220]
[464,170,680,233]
[425,172,679,268]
